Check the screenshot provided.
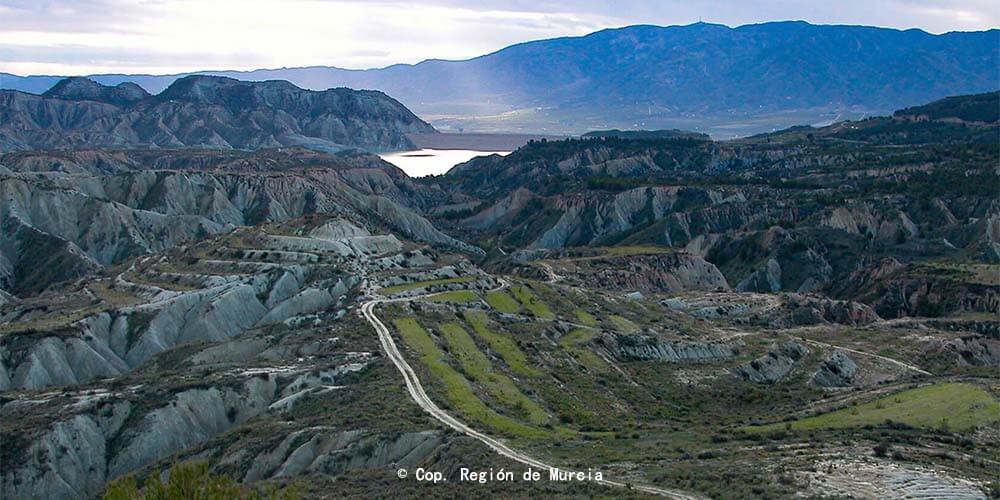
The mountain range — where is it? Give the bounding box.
[0,75,434,152]
[2,21,997,136]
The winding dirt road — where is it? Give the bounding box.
[361,288,699,499]
[796,337,932,376]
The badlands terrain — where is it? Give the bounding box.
[0,79,997,499]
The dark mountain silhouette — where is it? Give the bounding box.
[0,75,435,152]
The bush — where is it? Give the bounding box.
[103,461,297,500]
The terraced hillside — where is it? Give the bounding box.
[369,263,998,498]
[0,217,618,499]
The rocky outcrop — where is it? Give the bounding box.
[1,76,435,152]
[810,351,859,387]
[3,407,129,500]
[926,336,1000,367]
[0,269,355,390]
[550,252,729,293]
[309,218,371,240]
[782,294,881,326]
[258,279,352,326]
[108,377,278,479]
[738,258,783,293]
[737,249,833,294]
[865,274,1000,319]
[599,332,742,362]
[2,375,278,499]
[243,429,441,482]
[822,206,919,244]
[734,341,808,383]
[0,160,478,294]
[0,217,105,295]
[525,186,734,249]
[364,196,484,256]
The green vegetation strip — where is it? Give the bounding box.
[392,318,549,439]
[559,328,599,347]
[511,285,555,319]
[559,328,608,373]
[463,310,541,377]
[574,310,598,327]
[381,276,475,294]
[485,289,521,313]
[426,290,478,303]
[749,383,1000,433]
[609,315,640,333]
[439,322,548,425]
[604,245,675,256]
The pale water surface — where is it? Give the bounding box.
[380,149,510,177]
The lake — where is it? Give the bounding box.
[380,149,509,177]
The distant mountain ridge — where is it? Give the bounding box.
[1,21,997,136]
[0,75,435,152]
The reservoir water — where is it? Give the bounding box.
[380,149,510,177]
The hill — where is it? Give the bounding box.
[894,90,999,124]
[431,94,1000,318]
[0,75,435,152]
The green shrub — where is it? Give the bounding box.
[103,461,296,500]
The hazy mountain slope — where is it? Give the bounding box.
[2,22,997,135]
[0,75,435,152]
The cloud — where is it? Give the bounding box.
[0,0,995,75]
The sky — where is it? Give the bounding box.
[0,0,996,76]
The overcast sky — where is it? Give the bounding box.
[1,0,996,76]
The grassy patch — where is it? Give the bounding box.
[391,318,548,439]
[558,328,600,347]
[439,322,548,425]
[426,290,478,303]
[381,276,474,294]
[913,261,1000,286]
[463,310,540,377]
[125,272,200,292]
[485,289,521,313]
[511,285,555,319]
[604,245,675,256]
[749,383,1000,433]
[89,282,144,308]
[609,315,640,333]
[559,328,608,373]
[574,310,598,327]
[0,309,99,334]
